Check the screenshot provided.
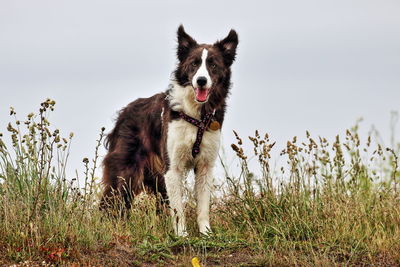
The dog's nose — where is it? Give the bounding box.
[196,76,207,87]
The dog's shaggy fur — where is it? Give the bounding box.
[101,25,238,236]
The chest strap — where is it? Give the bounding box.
[179,110,214,158]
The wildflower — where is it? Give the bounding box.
[191,257,201,267]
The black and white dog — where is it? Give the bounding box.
[101,25,238,236]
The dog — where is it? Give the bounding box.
[100,25,238,236]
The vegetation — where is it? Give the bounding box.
[0,99,399,266]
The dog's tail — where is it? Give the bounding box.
[104,125,119,151]
[105,107,128,151]
[104,130,113,150]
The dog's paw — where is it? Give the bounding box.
[199,227,212,236]
[177,230,189,237]
[198,221,212,236]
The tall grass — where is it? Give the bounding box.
[0,100,399,266]
[0,100,116,264]
[221,128,400,265]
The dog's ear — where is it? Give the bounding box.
[215,29,238,67]
[177,25,197,62]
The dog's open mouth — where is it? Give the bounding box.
[195,88,210,102]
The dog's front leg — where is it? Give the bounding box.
[165,169,188,237]
[195,164,213,235]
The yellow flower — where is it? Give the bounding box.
[191,257,201,267]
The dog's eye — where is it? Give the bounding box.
[210,63,217,69]
[192,62,198,67]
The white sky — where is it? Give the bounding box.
[0,0,399,181]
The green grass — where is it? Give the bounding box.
[0,99,399,266]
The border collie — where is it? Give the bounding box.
[101,25,238,236]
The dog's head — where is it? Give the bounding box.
[174,25,238,104]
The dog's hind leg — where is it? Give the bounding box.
[101,149,145,215]
[143,169,169,213]
[100,164,122,212]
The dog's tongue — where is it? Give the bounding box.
[195,88,208,102]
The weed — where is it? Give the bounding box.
[0,101,399,266]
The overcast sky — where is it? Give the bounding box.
[1,0,399,180]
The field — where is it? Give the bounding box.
[0,99,399,266]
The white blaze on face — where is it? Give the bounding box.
[192,49,212,102]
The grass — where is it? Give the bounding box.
[0,99,399,266]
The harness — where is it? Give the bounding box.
[179,110,215,158]
[164,91,221,158]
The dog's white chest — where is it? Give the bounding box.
[166,120,221,170]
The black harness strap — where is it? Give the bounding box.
[179,111,214,158]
